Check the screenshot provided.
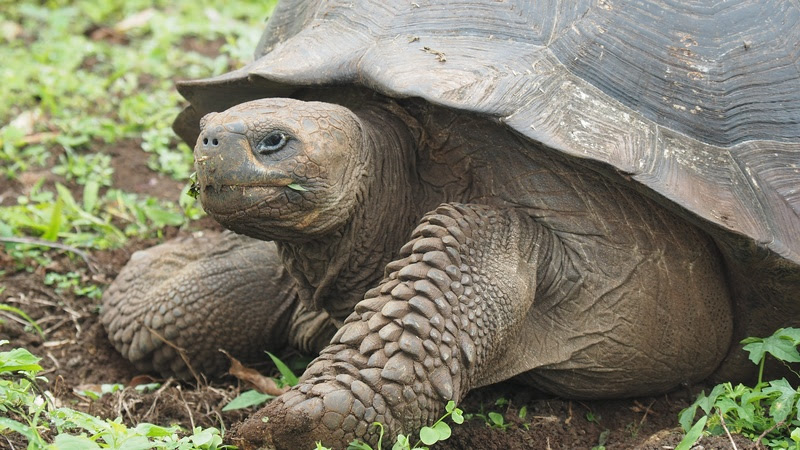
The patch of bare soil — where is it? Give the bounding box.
[1,140,751,449]
[108,139,185,200]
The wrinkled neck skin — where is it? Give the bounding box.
[277,102,426,324]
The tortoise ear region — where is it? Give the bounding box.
[199,112,219,130]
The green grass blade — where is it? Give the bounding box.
[0,304,44,339]
[675,415,707,450]
[266,351,299,387]
[43,194,64,241]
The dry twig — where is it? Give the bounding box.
[755,420,785,449]
[142,323,201,385]
[718,407,738,450]
[143,379,174,421]
[176,385,196,430]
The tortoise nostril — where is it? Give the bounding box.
[203,137,209,145]
[212,138,219,146]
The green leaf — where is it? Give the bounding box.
[0,416,39,444]
[0,305,44,339]
[0,346,43,373]
[141,204,184,227]
[222,389,274,411]
[43,194,64,241]
[488,411,505,426]
[391,434,411,450]
[742,328,800,365]
[451,408,464,424]
[419,425,440,445]
[286,183,307,191]
[763,378,799,424]
[678,384,726,432]
[190,427,221,447]
[266,352,299,387]
[55,183,79,212]
[432,421,451,440]
[82,179,99,213]
[133,422,177,437]
[117,435,152,450]
[675,415,707,450]
[52,434,102,450]
[50,408,109,434]
[346,440,374,450]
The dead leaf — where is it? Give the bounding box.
[74,383,103,396]
[220,349,288,396]
[1,21,23,41]
[8,109,41,136]
[114,9,156,33]
[128,374,159,388]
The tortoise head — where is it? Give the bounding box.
[194,98,366,241]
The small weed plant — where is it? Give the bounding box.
[0,341,231,449]
[677,327,800,449]
[222,352,300,411]
[314,400,464,450]
[464,397,518,431]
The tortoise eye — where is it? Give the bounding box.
[256,131,288,154]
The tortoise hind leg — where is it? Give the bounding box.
[101,231,334,379]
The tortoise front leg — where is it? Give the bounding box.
[233,203,547,448]
[101,231,335,379]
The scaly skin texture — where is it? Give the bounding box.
[101,231,335,378]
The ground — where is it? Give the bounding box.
[0,141,756,450]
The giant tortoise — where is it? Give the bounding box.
[101,0,800,447]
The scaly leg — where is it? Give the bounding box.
[232,203,545,448]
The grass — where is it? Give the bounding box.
[0,341,232,449]
[1,0,274,261]
[1,0,276,447]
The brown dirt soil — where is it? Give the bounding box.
[1,140,756,449]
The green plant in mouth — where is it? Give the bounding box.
[677,327,800,449]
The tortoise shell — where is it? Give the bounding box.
[175,0,800,263]
[173,1,800,361]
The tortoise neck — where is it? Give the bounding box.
[277,101,425,322]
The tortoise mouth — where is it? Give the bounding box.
[199,184,288,217]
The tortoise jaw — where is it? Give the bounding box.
[199,184,285,217]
